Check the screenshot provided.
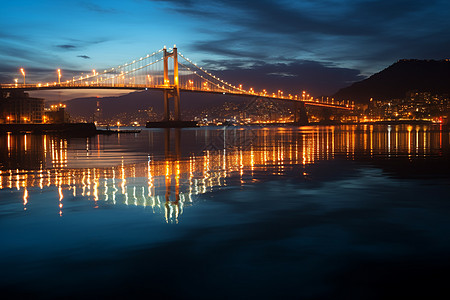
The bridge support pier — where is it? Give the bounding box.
[163,91,169,122]
[162,46,180,122]
[163,89,180,122]
[149,46,194,128]
[293,102,309,125]
[319,108,335,124]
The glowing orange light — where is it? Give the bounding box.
[20,68,26,84]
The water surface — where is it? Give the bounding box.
[1,125,450,299]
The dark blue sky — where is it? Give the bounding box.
[1,0,450,98]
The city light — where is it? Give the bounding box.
[0,46,354,127]
[20,68,25,84]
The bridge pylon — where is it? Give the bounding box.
[293,101,309,125]
[163,46,180,122]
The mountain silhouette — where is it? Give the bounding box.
[65,90,247,119]
[333,59,450,103]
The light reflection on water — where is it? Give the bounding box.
[1,125,450,299]
[0,125,448,221]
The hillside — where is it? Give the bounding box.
[64,90,248,120]
[333,59,450,103]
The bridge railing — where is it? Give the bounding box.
[1,46,355,110]
[1,83,354,109]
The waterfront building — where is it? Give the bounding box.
[0,90,44,124]
[44,104,70,123]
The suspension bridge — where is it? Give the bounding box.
[0,46,353,125]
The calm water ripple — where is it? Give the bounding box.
[1,125,450,299]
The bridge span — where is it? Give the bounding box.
[1,46,353,124]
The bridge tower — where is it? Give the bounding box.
[163,46,180,122]
[293,101,309,125]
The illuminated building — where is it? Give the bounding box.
[0,90,44,123]
[44,104,70,123]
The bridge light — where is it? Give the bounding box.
[20,68,26,84]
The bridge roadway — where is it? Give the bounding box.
[0,83,353,110]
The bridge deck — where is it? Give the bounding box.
[0,84,353,110]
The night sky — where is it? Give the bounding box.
[1,0,450,98]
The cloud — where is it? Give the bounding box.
[0,30,111,84]
[267,72,297,77]
[79,1,117,14]
[205,59,366,96]
[152,0,450,74]
[0,73,10,83]
[1,66,86,83]
[57,44,77,50]
[55,39,109,53]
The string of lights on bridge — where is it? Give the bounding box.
[3,46,354,109]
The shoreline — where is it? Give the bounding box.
[0,120,445,136]
[0,123,97,136]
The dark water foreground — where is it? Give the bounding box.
[1,125,450,299]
